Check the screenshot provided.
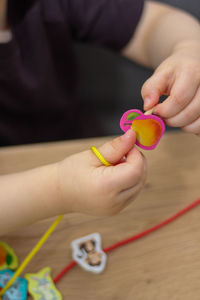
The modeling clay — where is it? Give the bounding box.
[25,267,62,300]
[0,269,27,300]
[0,242,18,271]
[120,109,165,150]
[71,233,107,274]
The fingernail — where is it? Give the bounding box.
[144,97,152,110]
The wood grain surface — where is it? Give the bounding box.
[0,130,200,300]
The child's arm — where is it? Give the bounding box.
[122,1,200,135]
[0,0,7,30]
[0,0,11,43]
[0,130,146,235]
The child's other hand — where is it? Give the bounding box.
[57,129,146,216]
[142,41,200,135]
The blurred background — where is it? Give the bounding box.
[75,0,200,136]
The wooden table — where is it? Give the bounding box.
[1,130,200,300]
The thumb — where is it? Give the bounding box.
[141,70,170,111]
[93,129,136,166]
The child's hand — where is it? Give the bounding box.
[142,41,200,135]
[0,130,145,234]
[57,129,146,216]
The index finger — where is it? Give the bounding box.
[153,72,199,118]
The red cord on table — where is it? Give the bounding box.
[53,198,200,284]
[54,261,76,284]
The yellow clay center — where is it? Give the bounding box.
[131,119,162,146]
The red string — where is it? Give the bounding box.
[53,198,200,284]
[54,261,76,284]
